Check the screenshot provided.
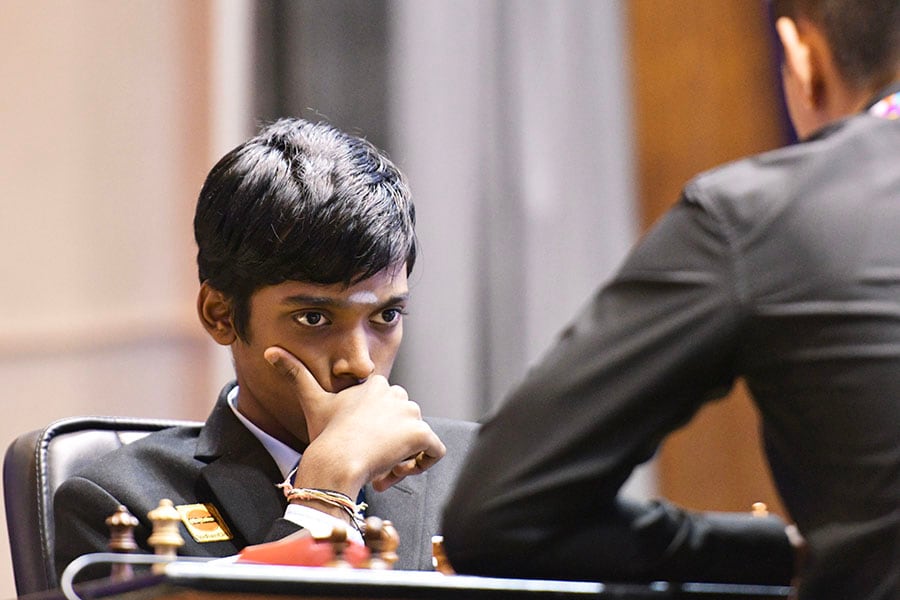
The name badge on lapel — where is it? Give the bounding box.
[175,503,233,543]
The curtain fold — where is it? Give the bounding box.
[253,0,638,422]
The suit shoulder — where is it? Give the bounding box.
[425,417,480,445]
[424,417,480,465]
[685,114,897,210]
[69,423,203,484]
[425,416,479,432]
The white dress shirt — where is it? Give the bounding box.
[226,386,364,543]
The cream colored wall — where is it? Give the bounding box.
[0,1,249,596]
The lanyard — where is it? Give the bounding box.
[869,92,900,119]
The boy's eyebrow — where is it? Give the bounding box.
[281,292,409,308]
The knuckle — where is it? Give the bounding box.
[369,374,390,388]
[390,384,409,402]
[404,400,422,418]
[411,418,432,438]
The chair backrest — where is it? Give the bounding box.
[3,416,201,596]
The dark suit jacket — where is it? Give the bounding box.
[54,382,478,581]
[443,92,900,600]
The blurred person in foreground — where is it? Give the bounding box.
[54,118,477,582]
[443,2,899,598]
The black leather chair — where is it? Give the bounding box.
[3,416,201,596]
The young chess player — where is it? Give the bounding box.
[53,118,477,583]
[443,2,900,599]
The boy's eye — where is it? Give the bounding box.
[373,308,405,325]
[295,311,330,327]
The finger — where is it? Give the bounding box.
[370,458,417,492]
[413,450,442,471]
[371,471,403,492]
[414,424,447,467]
[370,448,444,492]
[264,346,333,413]
[395,456,419,476]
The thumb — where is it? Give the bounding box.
[264,346,333,418]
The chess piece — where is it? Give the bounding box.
[378,519,400,568]
[362,516,393,569]
[751,502,769,518]
[147,499,184,573]
[106,505,138,581]
[323,522,352,568]
[431,535,455,575]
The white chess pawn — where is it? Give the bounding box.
[147,499,185,573]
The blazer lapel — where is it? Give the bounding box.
[194,387,286,547]
[365,471,429,570]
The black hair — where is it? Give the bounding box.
[771,0,900,92]
[194,118,416,340]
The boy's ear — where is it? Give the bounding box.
[776,16,824,109]
[197,282,237,345]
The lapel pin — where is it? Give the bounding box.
[175,503,233,543]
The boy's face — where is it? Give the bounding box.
[229,265,409,449]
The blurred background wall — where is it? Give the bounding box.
[0,1,787,596]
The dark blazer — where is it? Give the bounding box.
[443,96,900,600]
[54,382,478,580]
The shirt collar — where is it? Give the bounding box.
[227,385,301,479]
[865,81,900,111]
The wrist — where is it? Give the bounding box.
[280,487,367,532]
[293,445,366,500]
[288,492,353,525]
